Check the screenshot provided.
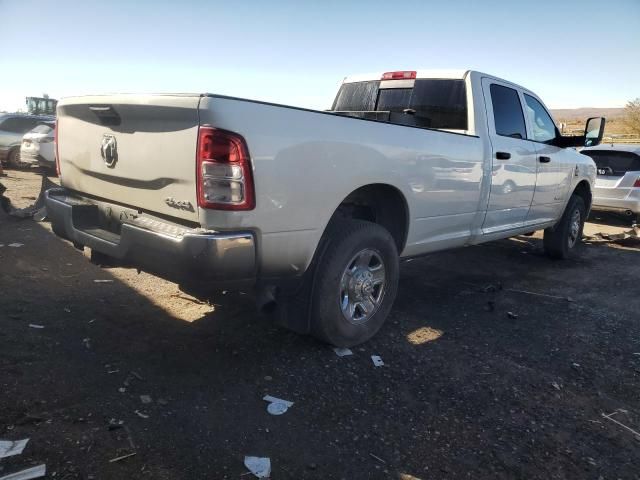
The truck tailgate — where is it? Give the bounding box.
[57,94,201,222]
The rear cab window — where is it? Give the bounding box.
[332,78,468,132]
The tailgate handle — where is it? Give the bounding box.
[539,156,551,163]
[89,105,121,126]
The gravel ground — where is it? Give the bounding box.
[1,168,639,479]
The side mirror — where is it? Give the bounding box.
[584,117,605,147]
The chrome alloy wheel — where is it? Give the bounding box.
[339,248,386,324]
[568,208,581,248]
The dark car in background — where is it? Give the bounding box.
[0,113,55,167]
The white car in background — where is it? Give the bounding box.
[581,144,640,223]
[20,121,56,170]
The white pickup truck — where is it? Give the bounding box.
[46,69,605,346]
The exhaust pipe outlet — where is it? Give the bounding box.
[625,210,633,216]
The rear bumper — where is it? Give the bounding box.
[20,151,55,167]
[45,188,257,285]
[593,189,640,215]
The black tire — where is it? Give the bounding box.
[7,148,22,168]
[310,219,399,347]
[543,195,586,259]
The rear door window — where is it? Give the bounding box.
[489,84,527,139]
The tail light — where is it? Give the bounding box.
[196,126,255,210]
[381,71,417,80]
[54,120,60,177]
[634,177,640,188]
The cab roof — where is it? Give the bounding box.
[343,69,470,84]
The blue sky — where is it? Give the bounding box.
[1,0,638,112]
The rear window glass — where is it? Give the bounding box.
[581,150,640,175]
[331,81,380,111]
[332,79,468,130]
[30,124,54,134]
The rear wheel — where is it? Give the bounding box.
[310,219,399,347]
[543,195,586,259]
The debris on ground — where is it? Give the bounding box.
[108,452,137,463]
[8,243,24,248]
[506,288,572,301]
[28,324,44,329]
[483,283,502,293]
[244,456,271,478]
[601,409,640,438]
[0,464,46,480]
[134,410,149,419]
[369,452,387,464]
[139,395,152,404]
[107,419,124,430]
[584,226,640,243]
[333,347,353,357]
[1,175,57,221]
[82,338,91,349]
[93,279,114,284]
[371,355,384,367]
[263,395,294,416]
[507,311,518,319]
[551,382,561,391]
[0,439,29,459]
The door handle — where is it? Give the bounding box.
[539,156,551,163]
[496,152,511,160]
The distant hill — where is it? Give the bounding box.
[550,107,624,121]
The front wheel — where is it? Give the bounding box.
[310,219,399,347]
[7,148,28,169]
[543,195,586,259]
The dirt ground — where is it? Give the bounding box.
[1,168,639,480]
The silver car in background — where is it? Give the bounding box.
[581,144,640,223]
[20,121,56,169]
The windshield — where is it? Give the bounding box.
[332,79,468,130]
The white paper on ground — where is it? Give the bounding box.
[371,355,385,367]
[263,395,294,415]
[0,464,46,480]
[8,243,24,248]
[0,439,29,459]
[244,456,271,478]
[333,347,353,357]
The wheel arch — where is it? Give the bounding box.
[324,183,410,254]
[572,179,592,212]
